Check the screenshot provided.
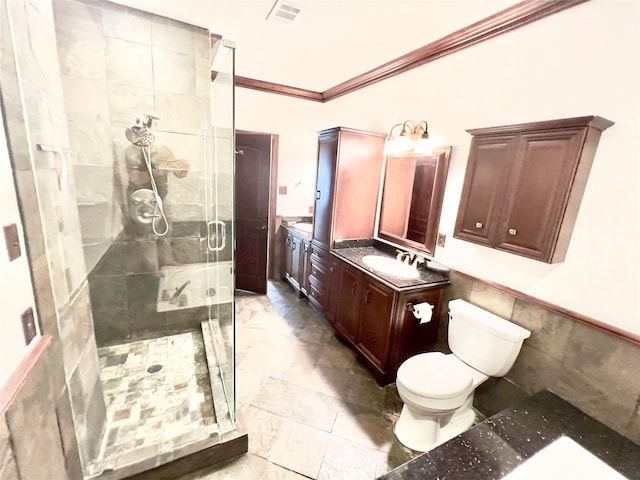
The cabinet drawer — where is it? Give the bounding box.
[310,242,330,264]
[308,276,328,310]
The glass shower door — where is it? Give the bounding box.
[203,39,236,433]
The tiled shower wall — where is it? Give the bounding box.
[0,0,226,477]
[1,0,103,476]
[51,0,230,347]
[440,271,640,445]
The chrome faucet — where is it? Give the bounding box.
[396,250,410,264]
[412,255,426,269]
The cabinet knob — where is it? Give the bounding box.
[475,222,483,228]
[508,228,517,235]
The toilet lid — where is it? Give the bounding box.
[397,352,472,399]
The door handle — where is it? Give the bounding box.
[315,190,321,200]
[257,225,267,230]
[207,220,226,251]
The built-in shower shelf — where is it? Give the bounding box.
[82,238,113,247]
[77,193,108,206]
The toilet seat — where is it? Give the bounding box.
[397,352,472,399]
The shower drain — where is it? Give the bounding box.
[147,364,163,374]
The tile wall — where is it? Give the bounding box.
[1,0,227,477]
[440,271,640,445]
[51,0,230,347]
[0,0,103,475]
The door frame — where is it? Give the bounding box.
[235,129,279,281]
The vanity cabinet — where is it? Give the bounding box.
[282,227,311,297]
[313,127,386,250]
[307,242,339,324]
[333,256,445,386]
[308,126,385,322]
[454,116,613,263]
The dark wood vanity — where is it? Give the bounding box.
[281,126,451,386]
[281,226,311,297]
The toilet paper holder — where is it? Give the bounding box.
[406,301,434,322]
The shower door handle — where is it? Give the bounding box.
[207,220,226,251]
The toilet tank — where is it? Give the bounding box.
[448,299,531,377]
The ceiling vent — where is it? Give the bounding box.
[266,0,304,24]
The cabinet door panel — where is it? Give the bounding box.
[313,133,338,249]
[454,136,516,244]
[496,129,585,259]
[357,280,394,369]
[290,236,302,281]
[336,265,362,343]
[333,131,385,242]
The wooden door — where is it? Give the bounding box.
[235,132,272,293]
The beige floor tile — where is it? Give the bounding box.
[235,370,266,410]
[332,404,396,452]
[251,377,342,432]
[240,405,286,459]
[317,435,379,480]
[294,364,353,399]
[268,419,331,478]
[259,462,310,480]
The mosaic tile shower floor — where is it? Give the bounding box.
[178,280,422,480]
[91,331,220,474]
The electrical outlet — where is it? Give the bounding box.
[437,232,446,247]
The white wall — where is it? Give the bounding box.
[235,0,640,334]
[0,111,39,388]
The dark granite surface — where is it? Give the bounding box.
[379,390,640,480]
[282,224,312,241]
[331,246,450,291]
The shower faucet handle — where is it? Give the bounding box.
[139,113,159,128]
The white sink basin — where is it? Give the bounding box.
[503,436,627,479]
[361,255,419,279]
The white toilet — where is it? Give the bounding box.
[394,298,531,452]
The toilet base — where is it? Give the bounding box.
[394,403,477,452]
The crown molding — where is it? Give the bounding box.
[215,0,589,102]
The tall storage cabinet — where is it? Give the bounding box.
[454,116,613,263]
[308,127,385,314]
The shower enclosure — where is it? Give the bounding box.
[1,0,239,477]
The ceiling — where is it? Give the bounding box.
[111,0,520,92]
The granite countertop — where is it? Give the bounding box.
[379,390,640,480]
[282,223,312,241]
[331,246,450,290]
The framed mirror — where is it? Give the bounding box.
[375,146,451,256]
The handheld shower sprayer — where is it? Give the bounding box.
[126,114,169,237]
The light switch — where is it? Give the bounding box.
[21,308,37,345]
[3,223,21,261]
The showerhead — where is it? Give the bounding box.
[125,114,159,146]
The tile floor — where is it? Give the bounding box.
[93,331,220,475]
[179,280,420,479]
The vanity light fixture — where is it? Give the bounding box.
[384,120,432,156]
